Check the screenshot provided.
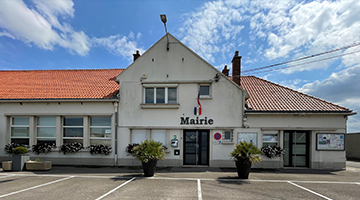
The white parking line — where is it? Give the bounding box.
[0,176,74,198]
[95,177,136,200]
[0,175,15,179]
[197,179,202,200]
[288,181,332,200]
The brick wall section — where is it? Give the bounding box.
[232,51,242,86]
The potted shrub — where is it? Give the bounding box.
[130,140,166,177]
[87,144,112,155]
[59,142,84,154]
[230,141,262,179]
[32,143,55,155]
[2,143,21,171]
[261,145,285,159]
[12,146,30,171]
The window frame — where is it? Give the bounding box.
[262,133,279,147]
[10,117,30,145]
[89,116,112,145]
[62,117,84,143]
[199,84,211,98]
[36,116,56,145]
[143,84,178,104]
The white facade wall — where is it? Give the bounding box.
[0,101,117,165]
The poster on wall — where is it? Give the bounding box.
[237,132,258,147]
[316,133,345,151]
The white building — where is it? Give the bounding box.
[0,34,355,169]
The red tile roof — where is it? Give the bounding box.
[0,69,123,99]
[240,76,350,112]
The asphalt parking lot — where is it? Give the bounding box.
[1,163,360,200]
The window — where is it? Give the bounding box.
[262,134,279,147]
[223,130,233,142]
[144,87,177,104]
[131,130,147,144]
[151,130,167,146]
[63,117,83,144]
[37,117,56,145]
[199,85,211,97]
[90,117,111,145]
[238,132,258,147]
[11,117,30,146]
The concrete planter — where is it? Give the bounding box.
[12,154,30,171]
[2,161,12,171]
[26,161,52,171]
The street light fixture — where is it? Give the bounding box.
[160,14,169,51]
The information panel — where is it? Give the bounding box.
[316,133,345,151]
[237,132,258,147]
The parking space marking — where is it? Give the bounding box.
[0,175,15,179]
[288,181,332,200]
[0,176,74,198]
[95,177,136,200]
[197,179,202,200]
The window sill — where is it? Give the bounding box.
[222,141,234,145]
[199,96,212,100]
[140,103,180,109]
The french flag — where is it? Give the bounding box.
[194,92,202,115]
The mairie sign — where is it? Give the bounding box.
[180,117,214,125]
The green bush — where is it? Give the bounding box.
[4,143,21,155]
[87,144,112,155]
[13,146,28,155]
[130,140,166,163]
[230,141,262,164]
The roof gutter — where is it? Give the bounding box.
[245,110,356,116]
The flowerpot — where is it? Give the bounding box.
[12,154,30,171]
[236,160,252,179]
[26,161,52,171]
[142,160,157,177]
[2,161,12,171]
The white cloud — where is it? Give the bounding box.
[0,0,144,58]
[93,32,145,61]
[299,65,360,132]
[178,0,244,63]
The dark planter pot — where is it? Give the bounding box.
[12,154,30,171]
[142,160,157,177]
[236,160,252,179]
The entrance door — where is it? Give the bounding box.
[284,131,309,167]
[183,130,209,165]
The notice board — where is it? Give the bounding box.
[316,133,345,151]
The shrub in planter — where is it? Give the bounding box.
[4,143,21,155]
[13,146,28,155]
[261,145,285,159]
[59,142,84,155]
[230,141,262,179]
[130,140,166,177]
[87,144,112,155]
[32,143,55,155]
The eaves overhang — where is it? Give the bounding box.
[0,98,119,103]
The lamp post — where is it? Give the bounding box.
[160,14,169,51]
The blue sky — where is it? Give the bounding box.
[0,0,359,132]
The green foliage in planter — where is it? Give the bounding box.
[130,140,166,163]
[4,143,21,155]
[59,142,84,155]
[230,141,262,164]
[126,143,139,154]
[87,144,112,155]
[32,143,55,155]
[261,145,285,159]
[13,146,29,155]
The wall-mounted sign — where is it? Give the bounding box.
[171,135,179,147]
[214,132,221,140]
[238,132,258,147]
[316,133,345,151]
[180,117,214,125]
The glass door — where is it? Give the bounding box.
[284,131,309,167]
[183,130,209,165]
